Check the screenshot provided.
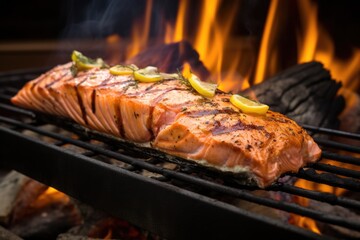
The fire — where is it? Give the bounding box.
[126,0,153,58]
[174,0,249,91]
[104,0,359,94]
[32,187,70,209]
[297,0,360,90]
[182,62,191,78]
[104,3,359,233]
[103,229,113,240]
[254,0,280,84]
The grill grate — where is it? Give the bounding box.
[0,69,360,240]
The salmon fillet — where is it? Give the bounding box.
[11,63,321,188]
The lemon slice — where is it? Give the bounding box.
[134,66,163,82]
[109,65,138,75]
[188,73,217,98]
[71,50,107,70]
[230,94,269,115]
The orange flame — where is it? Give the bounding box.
[166,0,188,43]
[103,229,113,240]
[297,0,360,90]
[127,0,153,58]
[182,62,191,78]
[32,187,69,209]
[254,0,280,84]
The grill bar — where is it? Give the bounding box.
[0,102,36,117]
[303,124,360,140]
[0,126,325,240]
[322,151,360,166]
[312,162,360,179]
[1,114,360,233]
[314,138,360,154]
[294,169,360,191]
[269,183,360,211]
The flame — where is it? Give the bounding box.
[254,0,280,84]
[103,229,112,240]
[106,34,122,65]
[126,0,153,58]
[31,187,70,209]
[297,0,360,90]
[105,0,359,94]
[101,0,360,235]
[289,0,360,233]
[166,0,188,43]
[182,62,191,78]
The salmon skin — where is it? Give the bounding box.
[11,63,321,188]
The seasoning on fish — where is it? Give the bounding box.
[11,53,321,188]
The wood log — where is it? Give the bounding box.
[10,179,48,225]
[242,61,345,130]
[0,225,23,240]
[57,233,103,240]
[9,202,81,240]
[0,171,29,225]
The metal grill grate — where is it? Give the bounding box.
[0,69,359,240]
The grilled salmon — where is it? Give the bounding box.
[11,62,321,188]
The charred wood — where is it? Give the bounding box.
[126,41,210,81]
[242,61,345,130]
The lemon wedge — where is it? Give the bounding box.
[109,64,138,75]
[71,50,107,70]
[230,94,269,115]
[188,73,217,98]
[134,66,163,82]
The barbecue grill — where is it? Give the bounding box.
[0,68,360,240]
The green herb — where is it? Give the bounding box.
[70,63,78,77]
[177,69,191,88]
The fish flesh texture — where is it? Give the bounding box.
[11,63,322,188]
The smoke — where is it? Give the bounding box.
[60,0,144,39]
[240,0,270,37]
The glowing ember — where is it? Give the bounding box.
[32,187,70,208]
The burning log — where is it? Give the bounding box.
[338,88,360,145]
[0,171,81,239]
[126,41,210,80]
[242,61,345,129]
